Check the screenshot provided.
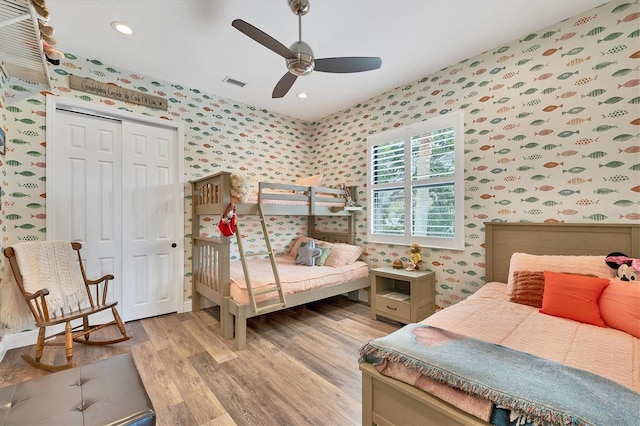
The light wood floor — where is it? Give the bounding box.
[0,296,400,426]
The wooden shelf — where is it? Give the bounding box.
[0,0,51,87]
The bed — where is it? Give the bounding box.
[191,172,370,350]
[359,222,640,426]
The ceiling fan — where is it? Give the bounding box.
[232,0,382,98]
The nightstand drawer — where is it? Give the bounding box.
[375,295,410,319]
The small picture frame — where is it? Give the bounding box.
[0,128,5,155]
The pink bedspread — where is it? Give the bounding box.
[375,282,640,421]
[229,256,369,304]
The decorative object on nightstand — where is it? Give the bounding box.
[370,267,435,323]
[406,243,423,271]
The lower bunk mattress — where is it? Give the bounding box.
[229,256,369,305]
[360,282,640,425]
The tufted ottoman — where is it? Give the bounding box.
[0,354,155,425]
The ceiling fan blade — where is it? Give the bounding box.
[272,72,298,98]
[232,19,295,59]
[314,57,382,73]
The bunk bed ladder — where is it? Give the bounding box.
[235,204,287,315]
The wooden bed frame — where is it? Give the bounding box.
[360,222,640,426]
[191,172,369,349]
[191,171,356,217]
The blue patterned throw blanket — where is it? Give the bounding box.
[359,324,640,426]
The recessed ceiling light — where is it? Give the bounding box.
[297,92,308,99]
[111,21,133,35]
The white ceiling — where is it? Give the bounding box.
[45,0,605,122]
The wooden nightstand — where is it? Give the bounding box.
[370,267,435,323]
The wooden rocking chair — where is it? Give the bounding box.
[4,241,130,372]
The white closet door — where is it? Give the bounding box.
[48,107,182,322]
[121,121,181,320]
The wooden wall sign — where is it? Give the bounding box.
[69,75,168,110]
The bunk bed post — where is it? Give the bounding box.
[218,172,232,206]
[347,214,356,245]
[222,296,235,339]
[191,180,200,313]
[308,215,316,237]
[235,305,248,349]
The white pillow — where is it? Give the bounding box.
[506,252,614,296]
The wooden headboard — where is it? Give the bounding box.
[485,223,640,283]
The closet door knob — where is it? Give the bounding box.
[171,243,177,248]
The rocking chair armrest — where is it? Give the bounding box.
[85,274,115,285]
[24,288,50,300]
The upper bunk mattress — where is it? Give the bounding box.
[231,190,346,207]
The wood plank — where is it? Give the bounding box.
[130,340,183,411]
[141,314,175,351]
[189,351,279,426]
[181,312,238,364]
[156,313,206,357]
[245,333,361,425]
[155,401,198,426]
[157,345,228,424]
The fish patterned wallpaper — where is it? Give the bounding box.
[311,0,640,308]
[0,0,638,312]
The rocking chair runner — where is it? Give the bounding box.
[4,241,130,372]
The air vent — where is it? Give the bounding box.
[222,76,246,87]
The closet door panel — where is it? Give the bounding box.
[48,110,122,305]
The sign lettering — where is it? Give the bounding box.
[69,75,168,110]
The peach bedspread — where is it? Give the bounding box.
[229,256,369,304]
[376,282,640,421]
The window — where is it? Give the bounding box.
[366,111,464,250]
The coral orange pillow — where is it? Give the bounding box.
[539,271,609,327]
[599,279,640,338]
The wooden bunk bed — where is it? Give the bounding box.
[360,222,640,425]
[191,171,370,349]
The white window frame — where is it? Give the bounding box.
[366,111,465,250]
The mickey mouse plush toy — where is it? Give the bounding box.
[606,252,639,281]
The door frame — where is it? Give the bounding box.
[45,95,187,315]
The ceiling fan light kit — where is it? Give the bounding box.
[232,0,381,98]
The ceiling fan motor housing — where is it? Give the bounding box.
[287,40,314,76]
[288,0,309,16]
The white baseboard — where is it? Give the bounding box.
[0,301,194,363]
[0,328,40,363]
